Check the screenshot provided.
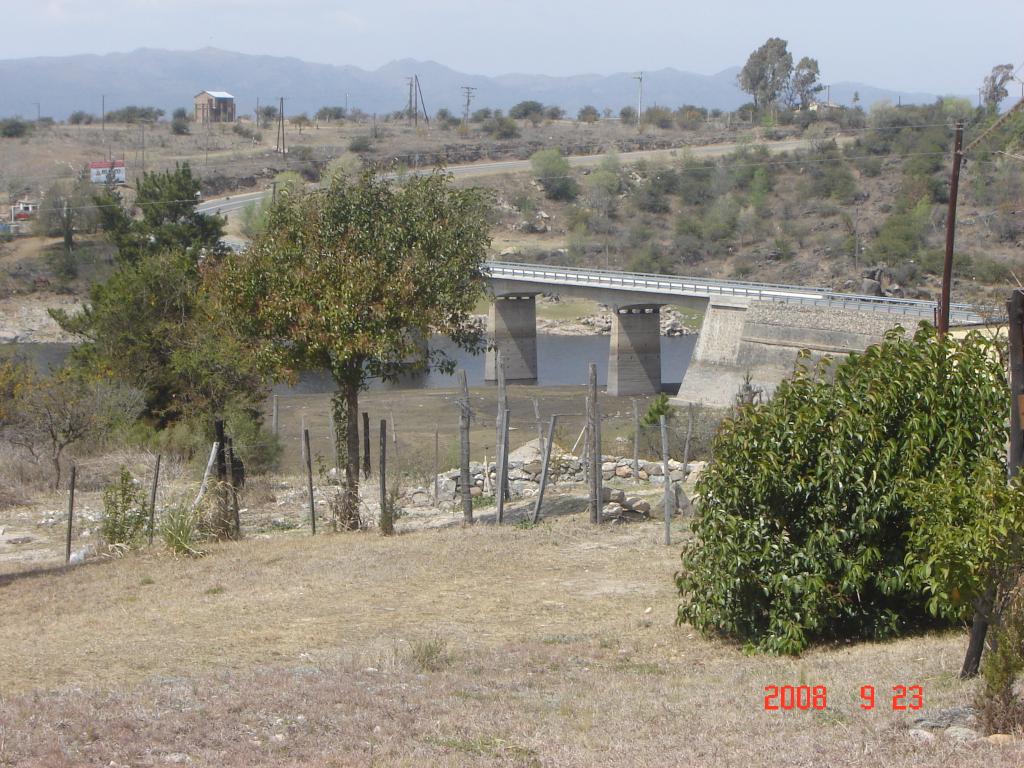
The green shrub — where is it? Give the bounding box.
[100,468,150,549]
[677,325,1008,654]
[233,123,261,141]
[160,502,207,556]
[642,394,675,427]
[530,149,577,201]
[348,135,373,152]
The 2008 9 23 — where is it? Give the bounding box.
[763,684,923,711]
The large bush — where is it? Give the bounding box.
[677,325,1008,654]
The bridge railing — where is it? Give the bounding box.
[484,261,987,323]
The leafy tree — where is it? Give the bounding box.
[620,105,637,124]
[0,118,31,138]
[584,154,622,218]
[577,105,600,123]
[435,108,461,129]
[214,171,492,526]
[641,393,675,426]
[95,163,223,264]
[482,116,520,139]
[643,106,674,129]
[36,179,100,278]
[2,371,143,488]
[104,106,164,123]
[677,325,1008,654]
[789,57,824,109]
[68,111,95,125]
[316,106,347,122]
[171,107,190,135]
[982,63,1016,112]
[530,149,577,201]
[509,100,545,125]
[291,113,311,133]
[545,105,565,120]
[52,249,264,425]
[470,107,493,123]
[258,104,278,128]
[738,37,794,110]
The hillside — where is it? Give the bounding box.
[2,101,1022,317]
[0,47,946,121]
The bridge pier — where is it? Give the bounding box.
[608,305,662,396]
[485,295,538,384]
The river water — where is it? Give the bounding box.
[2,334,697,395]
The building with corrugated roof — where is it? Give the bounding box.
[193,91,236,123]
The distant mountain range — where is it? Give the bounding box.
[0,47,946,121]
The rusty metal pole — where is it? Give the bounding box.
[938,121,963,338]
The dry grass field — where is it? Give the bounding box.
[1,503,1020,767]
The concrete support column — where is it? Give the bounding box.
[608,305,661,396]
[485,295,538,384]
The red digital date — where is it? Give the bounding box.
[763,684,828,710]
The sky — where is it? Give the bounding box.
[4,0,1023,96]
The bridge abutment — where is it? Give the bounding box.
[485,294,538,384]
[607,305,662,396]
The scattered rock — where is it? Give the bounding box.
[913,706,978,730]
[908,729,936,744]
[944,726,980,743]
[860,278,883,296]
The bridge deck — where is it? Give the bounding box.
[485,262,985,323]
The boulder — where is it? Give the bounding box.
[601,461,617,473]
[608,488,627,504]
[615,465,633,478]
[861,278,883,296]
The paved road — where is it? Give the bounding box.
[197,135,846,218]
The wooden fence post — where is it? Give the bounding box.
[271,394,279,436]
[380,419,393,535]
[588,363,600,524]
[65,464,76,564]
[304,429,315,535]
[496,408,510,524]
[148,454,161,546]
[682,404,694,479]
[633,397,641,485]
[660,415,672,546]
[225,438,241,539]
[330,411,339,472]
[362,412,371,479]
[532,415,559,525]
[458,370,473,525]
[495,352,509,501]
[433,425,439,505]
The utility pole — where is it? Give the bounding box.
[413,75,419,127]
[407,77,414,126]
[937,121,964,338]
[414,75,429,126]
[101,95,106,132]
[461,86,476,129]
[276,97,286,154]
[141,120,146,173]
[256,96,260,126]
[633,72,644,131]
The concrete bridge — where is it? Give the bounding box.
[483,262,983,404]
